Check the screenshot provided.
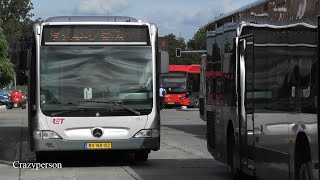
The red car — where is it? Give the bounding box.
[7,90,27,109]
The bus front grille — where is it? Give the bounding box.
[207,111,216,148]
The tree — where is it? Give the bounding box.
[0,0,34,45]
[165,33,187,65]
[0,0,34,85]
[0,24,14,88]
[180,26,207,65]
[164,31,205,65]
[187,26,206,51]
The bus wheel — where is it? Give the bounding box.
[134,151,149,162]
[228,129,243,179]
[295,134,312,180]
[7,104,13,109]
[231,144,246,180]
[298,161,312,180]
[36,152,48,163]
[230,142,238,178]
[194,99,200,108]
[36,152,55,163]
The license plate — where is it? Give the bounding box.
[168,102,174,104]
[85,143,112,149]
[14,104,18,108]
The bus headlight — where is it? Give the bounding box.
[133,129,159,138]
[34,130,62,139]
[152,129,160,137]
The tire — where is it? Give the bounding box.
[7,104,13,109]
[229,135,245,180]
[194,98,200,108]
[297,161,312,180]
[230,142,239,179]
[36,152,48,163]
[134,151,149,162]
[36,152,55,163]
[22,103,26,109]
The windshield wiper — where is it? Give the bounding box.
[82,100,141,116]
[50,108,88,116]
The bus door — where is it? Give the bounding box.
[199,55,206,120]
[27,45,36,151]
[316,16,320,179]
[238,34,255,172]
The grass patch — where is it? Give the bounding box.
[4,85,28,92]
[16,85,28,92]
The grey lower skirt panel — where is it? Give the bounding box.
[34,137,160,151]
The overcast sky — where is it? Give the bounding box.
[31,0,256,41]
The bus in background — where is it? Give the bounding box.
[24,16,169,162]
[161,64,200,108]
[201,0,319,180]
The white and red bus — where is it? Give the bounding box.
[160,64,200,107]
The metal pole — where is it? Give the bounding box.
[181,50,206,53]
[14,73,16,89]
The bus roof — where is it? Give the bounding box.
[206,0,318,31]
[45,16,139,23]
[169,64,200,74]
[208,0,265,26]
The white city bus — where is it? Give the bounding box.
[26,16,168,161]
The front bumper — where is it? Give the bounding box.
[34,137,160,152]
[8,101,26,107]
[165,102,180,105]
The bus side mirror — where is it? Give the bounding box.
[20,50,31,70]
[159,51,169,73]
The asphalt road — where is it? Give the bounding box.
[0,107,233,180]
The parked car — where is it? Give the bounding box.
[7,90,27,109]
[0,90,10,105]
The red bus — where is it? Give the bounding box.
[160,64,200,107]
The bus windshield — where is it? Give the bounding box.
[162,76,187,93]
[40,46,153,116]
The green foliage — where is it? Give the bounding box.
[0,26,14,87]
[187,26,206,51]
[15,85,28,91]
[165,33,185,65]
[183,26,207,65]
[0,0,34,45]
[0,57,15,88]
[164,25,207,65]
[0,0,34,86]
[0,21,7,57]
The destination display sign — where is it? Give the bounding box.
[43,25,149,45]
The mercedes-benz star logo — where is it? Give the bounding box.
[92,128,103,138]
